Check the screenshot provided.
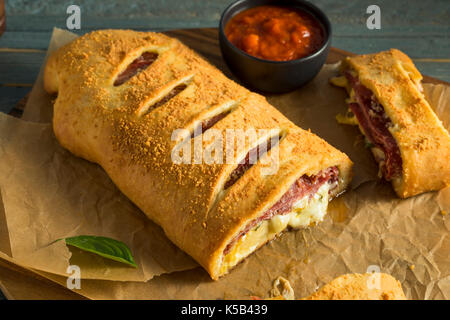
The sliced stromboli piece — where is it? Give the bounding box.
[331,49,450,198]
[44,30,352,280]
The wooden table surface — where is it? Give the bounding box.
[0,0,449,300]
[0,0,449,115]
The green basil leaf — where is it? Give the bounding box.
[63,235,137,268]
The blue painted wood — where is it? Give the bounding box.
[2,27,449,57]
[0,86,30,113]
[3,0,449,30]
[0,52,45,83]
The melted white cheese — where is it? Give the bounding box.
[330,75,348,88]
[221,183,331,273]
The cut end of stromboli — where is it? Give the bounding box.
[218,172,338,278]
[331,49,450,198]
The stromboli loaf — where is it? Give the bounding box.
[44,29,352,279]
[331,49,450,198]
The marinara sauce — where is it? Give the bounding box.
[225,6,325,61]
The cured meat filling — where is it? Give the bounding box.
[114,52,158,86]
[224,166,339,255]
[345,72,402,180]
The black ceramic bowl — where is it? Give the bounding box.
[219,0,331,93]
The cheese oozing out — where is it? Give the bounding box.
[331,76,360,126]
[221,182,333,273]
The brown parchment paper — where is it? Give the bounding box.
[0,113,197,281]
[8,180,448,300]
[0,252,85,300]
[0,28,448,299]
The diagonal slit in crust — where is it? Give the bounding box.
[224,132,285,190]
[191,109,234,139]
[150,83,187,111]
[114,52,159,86]
[137,74,194,116]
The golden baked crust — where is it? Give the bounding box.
[44,29,352,279]
[338,49,450,198]
[302,273,406,300]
